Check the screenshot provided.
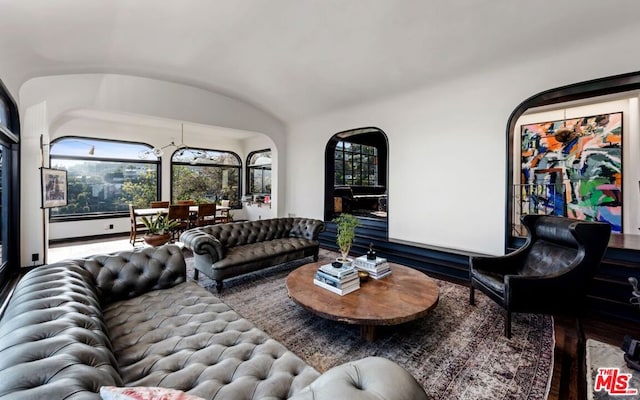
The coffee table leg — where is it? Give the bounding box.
[361,325,377,342]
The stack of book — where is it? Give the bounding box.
[313,263,360,295]
[354,255,392,279]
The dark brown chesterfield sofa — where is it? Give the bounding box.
[180,218,324,291]
[0,245,428,400]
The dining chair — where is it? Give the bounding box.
[128,204,147,246]
[177,200,196,206]
[196,203,217,226]
[150,201,170,208]
[216,199,231,223]
[167,204,190,241]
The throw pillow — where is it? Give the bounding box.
[99,386,205,400]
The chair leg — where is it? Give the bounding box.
[505,311,512,339]
[469,286,475,305]
[193,269,199,280]
[215,280,223,293]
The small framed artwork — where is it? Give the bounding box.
[41,167,68,208]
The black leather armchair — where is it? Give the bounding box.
[469,215,611,338]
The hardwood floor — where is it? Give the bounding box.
[549,314,640,400]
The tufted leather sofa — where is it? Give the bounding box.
[180,218,324,291]
[0,245,427,400]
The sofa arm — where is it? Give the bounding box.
[180,228,225,262]
[289,357,427,400]
[78,245,186,304]
[290,218,325,240]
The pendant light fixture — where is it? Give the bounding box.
[139,123,187,158]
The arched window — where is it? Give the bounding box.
[246,149,271,201]
[171,147,241,207]
[49,137,159,218]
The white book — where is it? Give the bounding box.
[369,270,392,280]
[318,263,357,279]
[313,279,360,296]
[355,255,387,266]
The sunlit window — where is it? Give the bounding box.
[247,149,271,196]
[49,137,160,218]
[171,147,241,207]
[334,141,378,186]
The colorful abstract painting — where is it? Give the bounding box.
[520,112,622,232]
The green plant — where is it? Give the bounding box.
[333,213,360,261]
[141,212,180,235]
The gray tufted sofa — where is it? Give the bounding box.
[180,218,324,291]
[0,245,427,400]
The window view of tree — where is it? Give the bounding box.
[334,141,378,186]
[247,149,271,195]
[50,138,159,218]
[171,148,241,206]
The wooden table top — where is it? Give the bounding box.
[286,262,440,327]
[134,205,229,216]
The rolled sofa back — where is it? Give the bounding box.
[77,244,186,304]
[183,218,325,250]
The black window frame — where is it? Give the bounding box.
[49,136,161,221]
[246,148,272,196]
[334,141,378,186]
[170,147,242,208]
[0,79,20,286]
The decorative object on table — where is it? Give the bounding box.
[354,254,391,279]
[40,167,68,208]
[141,212,179,246]
[358,270,370,282]
[314,262,360,295]
[332,213,360,264]
[366,242,377,260]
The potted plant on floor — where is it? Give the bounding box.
[141,212,180,247]
[333,213,360,266]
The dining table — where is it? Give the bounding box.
[134,205,230,217]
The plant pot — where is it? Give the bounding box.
[335,257,353,268]
[143,233,171,247]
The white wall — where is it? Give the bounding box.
[18,74,285,266]
[285,22,640,255]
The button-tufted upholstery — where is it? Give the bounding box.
[180,218,324,291]
[0,245,427,400]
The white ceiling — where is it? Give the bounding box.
[2,0,640,123]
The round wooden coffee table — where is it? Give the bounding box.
[286,262,440,341]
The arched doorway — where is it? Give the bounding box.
[324,127,388,233]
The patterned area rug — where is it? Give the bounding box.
[185,249,554,400]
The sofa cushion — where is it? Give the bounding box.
[103,281,320,400]
[213,238,318,270]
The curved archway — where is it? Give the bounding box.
[324,127,388,227]
[506,70,640,249]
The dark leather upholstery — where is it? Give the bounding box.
[180,218,324,291]
[0,245,426,400]
[469,215,611,337]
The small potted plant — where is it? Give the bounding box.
[141,212,180,247]
[333,213,360,266]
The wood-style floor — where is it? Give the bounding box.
[549,315,640,400]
